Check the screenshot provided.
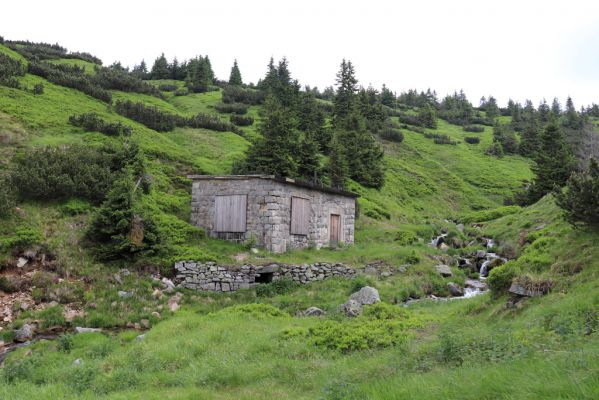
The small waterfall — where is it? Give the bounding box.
[430,234,447,248]
[480,259,492,277]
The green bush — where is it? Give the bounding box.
[256,278,299,297]
[348,275,375,294]
[487,261,519,292]
[395,230,417,245]
[285,303,425,352]
[59,198,92,216]
[0,226,43,252]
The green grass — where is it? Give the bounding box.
[0,67,597,399]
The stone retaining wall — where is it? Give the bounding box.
[174,261,356,292]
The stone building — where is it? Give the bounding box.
[189,175,358,253]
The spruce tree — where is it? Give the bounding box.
[327,132,349,189]
[240,95,299,177]
[556,158,599,228]
[333,59,358,128]
[528,121,576,203]
[229,59,243,86]
[519,114,541,158]
[380,84,395,107]
[150,53,170,80]
[86,169,158,260]
[417,103,438,129]
[296,133,321,183]
[551,97,562,116]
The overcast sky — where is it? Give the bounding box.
[2,0,599,107]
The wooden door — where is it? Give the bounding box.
[214,195,247,232]
[330,214,340,244]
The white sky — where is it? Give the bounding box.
[2,0,599,107]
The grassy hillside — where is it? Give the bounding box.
[0,42,596,399]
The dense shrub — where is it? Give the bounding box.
[379,127,404,143]
[487,261,519,292]
[32,83,44,94]
[11,145,129,203]
[222,84,264,105]
[283,303,425,352]
[401,124,425,134]
[28,61,112,103]
[0,53,26,88]
[230,114,254,126]
[187,113,241,133]
[424,133,457,145]
[464,136,481,144]
[174,88,188,96]
[215,102,248,114]
[94,67,161,97]
[69,112,132,136]
[7,40,102,64]
[0,226,43,252]
[394,230,417,245]
[398,113,423,127]
[114,100,180,132]
[158,84,178,91]
[463,125,485,133]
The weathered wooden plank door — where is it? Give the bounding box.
[330,214,340,244]
[214,195,247,232]
[291,197,310,235]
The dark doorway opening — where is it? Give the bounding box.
[255,272,274,284]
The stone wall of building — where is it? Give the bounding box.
[174,261,356,292]
[190,176,356,253]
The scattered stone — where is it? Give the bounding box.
[439,243,450,252]
[447,282,464,297]
[15,324,34,342]
[16,257,28,268]
[476,250,487,259]
[120,269,131,276]
[161,278,175,292]
[342,299,362,317]
[113,274,123,285]
[73,358,82,366]
[75,327,102,334]
[118,290,134,298]
[64,309,85,323]
[168,292,183,312]
[456,224,465,232]
[434,264,453,277]
[136,334,145,342]
[349,286,380,305]
[152,288,163,299]
[111,301,118,309]
[508,283,549,297]
[140,319,150,329]
[151,311,161,319]
[302,307,325,316]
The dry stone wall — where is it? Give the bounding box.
[174,261,356,292]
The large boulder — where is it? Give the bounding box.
[75,327,102,334]
[349,286,380,305]
[434,264,453,277]
[14,324,34,342]
[508,283,547,297]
